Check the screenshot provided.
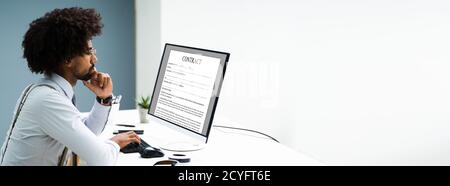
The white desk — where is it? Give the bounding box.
[100,109,323,166]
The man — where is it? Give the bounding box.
[0,7,139,165]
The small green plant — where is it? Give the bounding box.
[137,96,150,109]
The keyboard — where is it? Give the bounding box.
[120,139,151,153]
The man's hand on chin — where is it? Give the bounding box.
[82,70,113,99]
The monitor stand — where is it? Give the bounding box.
[160,141,206,152]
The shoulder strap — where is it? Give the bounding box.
[0,83,58,165]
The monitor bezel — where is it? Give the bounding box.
[148,43,230,143]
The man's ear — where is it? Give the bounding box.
[65,59,73,68]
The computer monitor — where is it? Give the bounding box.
[148,43,229,151]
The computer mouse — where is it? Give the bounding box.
[139,146,164,158]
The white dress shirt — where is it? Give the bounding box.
[0,73,120,166]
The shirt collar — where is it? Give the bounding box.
[45,73,74,101]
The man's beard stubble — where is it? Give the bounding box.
[78,64,95,81]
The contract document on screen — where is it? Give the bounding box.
[153,50,220,133]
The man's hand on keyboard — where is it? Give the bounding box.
[110,131,141,148]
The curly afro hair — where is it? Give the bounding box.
[22,7,103,75]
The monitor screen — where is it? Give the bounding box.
[148,43,229,144]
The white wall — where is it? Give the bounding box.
[136,0,161,99]
[138,0,450,165]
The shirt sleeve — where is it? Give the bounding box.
[82,100,111,135]
[34,91,119,166]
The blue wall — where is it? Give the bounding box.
[0,0,135,144]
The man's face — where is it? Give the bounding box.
[71,40,97,81]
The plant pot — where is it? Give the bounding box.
[138,108,149,123]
